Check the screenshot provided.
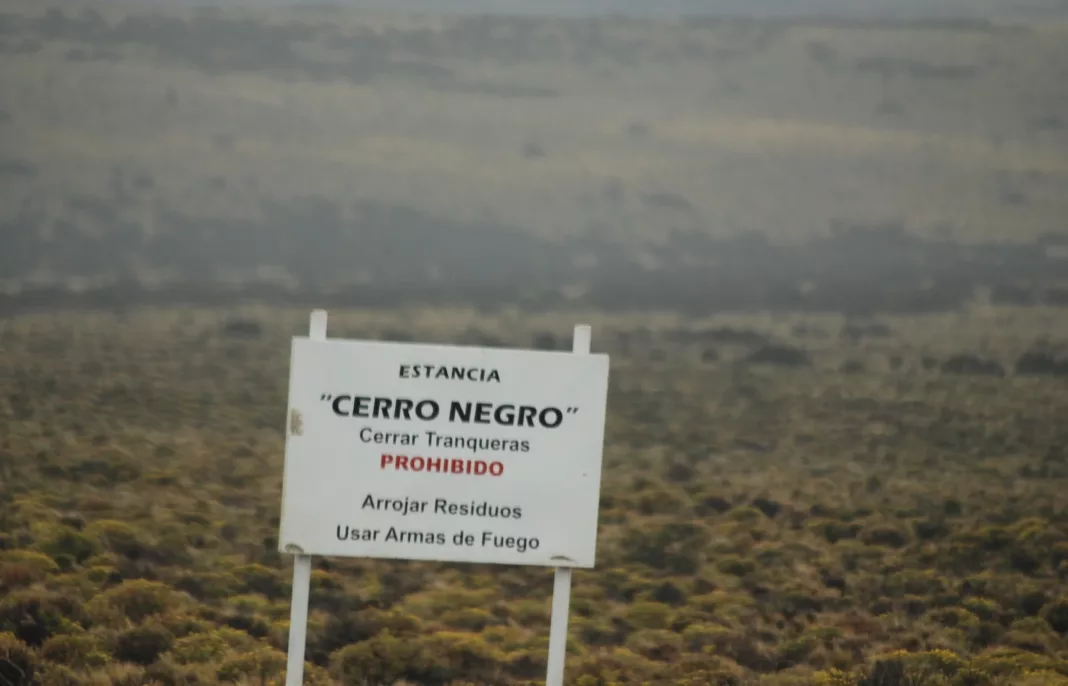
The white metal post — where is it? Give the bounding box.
[545,323,592,686]
[284,309,328,686]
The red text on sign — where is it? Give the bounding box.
[380,454,504,477]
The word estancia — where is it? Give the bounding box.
[399,364,501,383]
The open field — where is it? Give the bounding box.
[2,305,1068,685]
[1,1,1067,315]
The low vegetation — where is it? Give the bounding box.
[1,305,1066,684]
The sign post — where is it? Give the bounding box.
[545,322,590,686]
[279,310,609,685]
[283,309,326,686]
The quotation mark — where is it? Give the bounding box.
[320,394,333,402]
[566,407,579,414]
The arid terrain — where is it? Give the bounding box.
[2,305,1068,685]
[1,0,1067,684]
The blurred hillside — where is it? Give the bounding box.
[0,1,1066,314]
[138,0,1068,21]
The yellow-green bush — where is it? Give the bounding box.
[0,550,60,590]
[37,526,100,567]
[0,590,86,646]
[217,645,287,684]
[168,630,233,665]
[84,520,150,559]
[1041,598,1068,635]
[39,633,108,669]
[111,619,175,666]
[329,631,433,685]
[621,601,673,630]
[0,631,39,686]
[85,579,185,627]
[623,628,685,661]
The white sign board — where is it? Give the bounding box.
[278,337,610,568]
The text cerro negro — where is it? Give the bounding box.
[320,393,578,429]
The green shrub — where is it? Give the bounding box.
[439,607,496,631]
[0,631,39,686]
[86,579,182,625]
[777,633,819,667]
[309,569,344,591]
[886,568,947,596]
[40,633,108,669]
[84,520,150,559]
[623,628,684,662]
[962,597,1000,621]
[365,608,422,637]
[0,550,60,590]
[112,620,175,665]
[715,555,756,577]
[1042,597,1068,635]
[669,654,747,685]
[140,657,210,686]
[860,525,910,548]
[217,645,287,684]
[419,630,506,681]
[158,612,208,640]
[927,606,981,630]
[330,631,433,684]
[572,616,620,648]
[622,601,672,630]
[0,590,85,646]
[668,604,708,632]
[568,647,657,684]
[967,646,1065,678]
[648,579,688,606]
[631,487,690,516]
[858,650,965,685]
[225,594,272,616]
[1010,671,1068,686]
[619,519,709,574]
[1052,542,1068,567]
[596,569,650,604]
[761,665,821,686]
[38,526,99,566]
[808,519,863,544]
[480,625,528,651]
[681,622,730,651]
[727,506,766,523]
[232,564,288,599]
[166,630,228,665]
[173,571,238,600]
[505,648,546,679]
[36,663,84,686]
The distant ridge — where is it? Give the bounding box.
[96,0,1068,22]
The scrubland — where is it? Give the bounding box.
[2,305,1068,684]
